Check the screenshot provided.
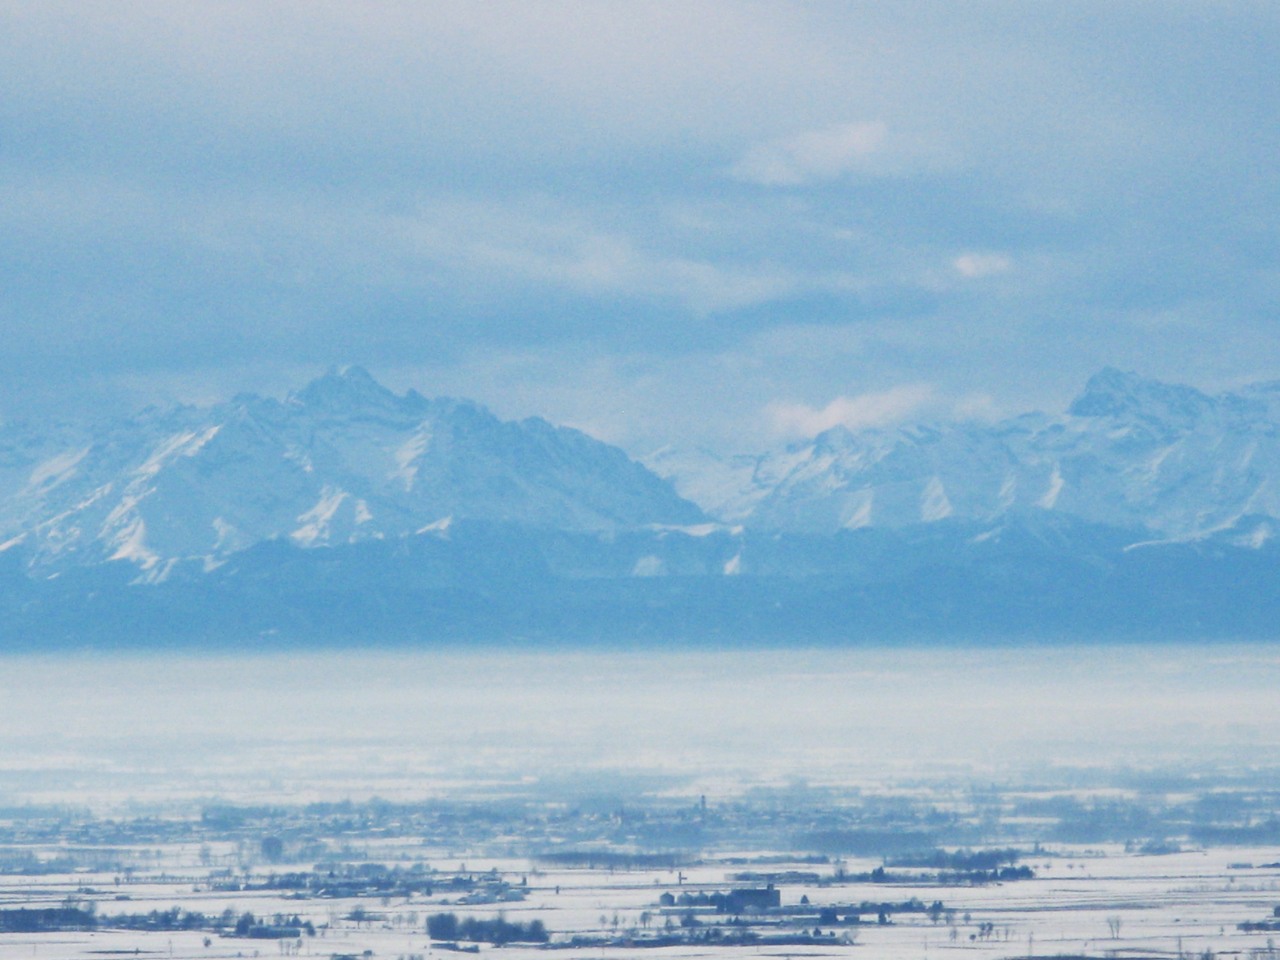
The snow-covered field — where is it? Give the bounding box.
[0,845,1278,960]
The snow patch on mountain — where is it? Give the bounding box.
[292,487,351,546]
[841,490,873,529]
[417,516,453,536]
[1038,465,1063,509]
[920,476,952,522]
[108,515,159,568]
[26,448,89,494]
[393,429,432,491]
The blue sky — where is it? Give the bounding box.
[2,2,1277,452]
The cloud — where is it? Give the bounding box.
[388,195,808,315]
[730,122,888,186]
[767,384,935,438]
[0,2,1278,451]
[953,252,1013,279]
[951,392,1002,421]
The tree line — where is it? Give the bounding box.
[426,913,548,944]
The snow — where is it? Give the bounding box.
[210,516,238,551]
[1238,519,1273,549]
[1038,463,1064,509]
[920,476,953,521]
[393,426,432,490]
[284,443,315,473]
[997,471,1017,509]
[24,446,88,492]
[417,515,453,535]
[648,522,724,537]
[137,425,221,478]
[291,486,350,546]
[107,515,160,569]
[842,489,873,529]
[643,445,773,522]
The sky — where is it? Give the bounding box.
[1,2,1278,454]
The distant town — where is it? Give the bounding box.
[1,768,1280,959]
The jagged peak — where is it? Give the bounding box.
[427,394,499,423]
[1068,367,1214,421]
[806,423,860,453]
[289,365,427,416]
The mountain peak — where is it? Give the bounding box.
[1068,368,1213,421]
[290,366,424,417]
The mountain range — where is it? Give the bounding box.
[647,367,1280,547]
[0,366,700,578]
[2,365,1279,647]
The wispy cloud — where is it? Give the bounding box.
[389,196,805,315]
[951,392,1001,421]
[767,384,934,438]
[953,252,1012,279]
[730,122,888,186]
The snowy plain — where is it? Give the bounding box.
[2,645,1278,808]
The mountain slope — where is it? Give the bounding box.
[2,513,1276,648]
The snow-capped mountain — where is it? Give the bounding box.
[648,368,1280,542]
[0,367,703,576]
[5,366,1280,647]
